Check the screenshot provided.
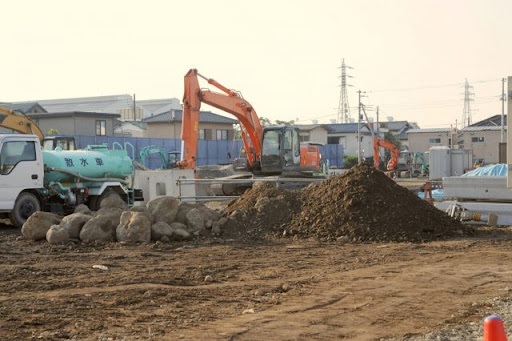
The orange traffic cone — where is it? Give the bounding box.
[484,315,508,341]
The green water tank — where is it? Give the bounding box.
[43,145,134,184]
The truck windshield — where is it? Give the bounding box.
[0,141,36,175]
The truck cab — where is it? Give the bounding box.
[0,134,44,226]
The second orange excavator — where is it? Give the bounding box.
[373,137,399,172]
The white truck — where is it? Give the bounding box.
[0,134,143,227]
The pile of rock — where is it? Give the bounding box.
[21,196,226,245]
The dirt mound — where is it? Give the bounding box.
[224,163,473,243]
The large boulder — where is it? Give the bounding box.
[186,206,222,233]
[46,224,70,244]
[59,213,93,239]
[116,211,151,243]
[146,197,180,225]
[21,212,62,241]
[80,215,117,243]
[94,207,125,229]
[171,223,192,241]
[151,221,174,241]
[74,204,93,215]
[100,195,129,210]
[175,202,202,225]
[151,221,191,242]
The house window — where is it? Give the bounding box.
[471,136,484,143]
[216,129,229,140]
[428,138,441,144]
[299,134,310,142]
[199,129,212,140]
[96,120,106,136]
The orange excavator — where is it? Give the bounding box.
[179,68,321,175]
[373,137,399,172]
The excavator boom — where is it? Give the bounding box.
[0,107,44,141]
[180,69,264,170]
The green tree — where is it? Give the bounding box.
[343,155,358,169]
[275,119,295,125]
[259,117,272,127]
[47,128,59,135]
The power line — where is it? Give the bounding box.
[371,78,501,93]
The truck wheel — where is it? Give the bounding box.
[9,192,41,228]
[89,189,123,211]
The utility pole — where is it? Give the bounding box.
[133,94,137,121]
[337,59,353,123]
[501,78,506,143]
[462,79,474,128]
[357,90,366,163]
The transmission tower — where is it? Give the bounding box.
[462,78,474,127]
[337,59,353,123]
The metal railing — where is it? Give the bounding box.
[176,176,327,202]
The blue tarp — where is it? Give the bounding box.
[462,164,507,177]
[417,189,445,200]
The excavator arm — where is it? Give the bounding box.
[180,69,263,170]
[0,107,44,142]
[373,137,399,171]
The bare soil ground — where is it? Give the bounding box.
[2,224,512,340]
[1,164,512,340]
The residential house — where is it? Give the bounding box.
[406,128,458,154]
[325,123,374,159]
[294,124,330,144]
[28,111,120,137]
[143,109,238,139]
[380,120,419,149]
[1,101,120,136]
[114,120,148,137]
[460,115,507,164]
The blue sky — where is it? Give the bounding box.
[4,0,509,128]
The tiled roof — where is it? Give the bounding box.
[28,111,120,118]
[143,110,237,124]
[407,128,454,133]
[463,126,506,132]
[116,120,148,129]
[0,102,47,113]
[295,124,331,132]
[381,120,419,130]
[34,95,132,114]
[325,123,371,133]
[469,114,506,127]
[136,98,181,114]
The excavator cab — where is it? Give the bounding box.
[260,126,301,175]
[42,136,77,151]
